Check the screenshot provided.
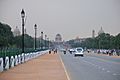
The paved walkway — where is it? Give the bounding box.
[0,52,68,80]
[86,52,120,58]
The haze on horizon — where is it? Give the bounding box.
[0,0,120,41]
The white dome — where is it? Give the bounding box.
[13,26,20,36]
[98,27,104,35]
[55,34,62,42]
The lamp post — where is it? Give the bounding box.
[47,38,49,49]
[45,35,47,49]
[21,9,25,53]
[41,31,43,49]
[34,24,37,50]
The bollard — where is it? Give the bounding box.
[18,55,21,64]
[10,56,14,68]
[15,55,18,66]
[0,58,3,72]
[21,53,25,63]
[5,57,9,70]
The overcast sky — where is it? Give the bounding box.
[0,0,120,40]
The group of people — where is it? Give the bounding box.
[49,49,57,54]
[96,49,120,56]
[87,49,120,56]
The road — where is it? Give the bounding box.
[59,51,120,80]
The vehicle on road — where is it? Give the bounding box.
[74,47,84,57]
[68,48,75,54]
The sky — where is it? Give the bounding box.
[0,0,120,41]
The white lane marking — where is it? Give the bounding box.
[112,73,120,76]
[59,54,71,80]
[113,73,117,75]
[81,56,120,76]
[107,70,110,73]
[102,68,105,71]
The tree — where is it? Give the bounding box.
[0,22,14,47]
[115,33,120,49]
[14,34,34,48]
[67,33,120,49]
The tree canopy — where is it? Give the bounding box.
[0,22,14,47]
[67,33,120,49]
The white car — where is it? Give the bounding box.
[74,47,84,57]
[69,48,75,54]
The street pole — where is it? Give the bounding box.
[34,24,37,50]
[41,31,43,49]
[47,38,49,49]
[21,9,25,53]
[45,35,47,49]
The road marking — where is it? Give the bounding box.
[107,70,110,73]
[88,55,120,65]
[112,73,120,76]
[59,53,71,80]
[102,68,105,71]
[113,73,117,75]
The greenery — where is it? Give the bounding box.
[0,22,50,58]
[0,22,14,47]
[67,33,120,50]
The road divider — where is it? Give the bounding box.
[10,56,14,68]
[0,50,49,73]
[0,58,3,72]
[5,57,9,70]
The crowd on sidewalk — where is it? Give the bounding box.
[49,48,58,54]
[87,49,120,56]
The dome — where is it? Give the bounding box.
[55,34,62,42]
[56,34,61,36]
[98,27,104,35]
[13,26,20,36]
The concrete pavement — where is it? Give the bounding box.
[0,52,68,80]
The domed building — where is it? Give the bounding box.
[13,26,20,37]
[98,27,104,35]
[55,34,62,43]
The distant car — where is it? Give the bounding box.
[69,49,75,54]
[74,47,84,57]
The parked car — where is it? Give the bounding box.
[74,47,84,57]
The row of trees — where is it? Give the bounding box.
[0,22,50,49]
[67,33,120,49]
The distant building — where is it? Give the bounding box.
[55,34,62,43]
[13,26,20,37]
[98,27,104,35]
[74,36,86,43]
[92,30,95,38]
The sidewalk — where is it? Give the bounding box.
[86,52,120,58]
[0,52,68,80]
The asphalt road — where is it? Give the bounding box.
[59,51,120,80]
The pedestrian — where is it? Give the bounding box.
[55,49,57,53]
[49,50,51,54]
[63,50,66,54]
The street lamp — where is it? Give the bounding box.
[41,31,43,49]
[34,24,37,50]
[21,9,25,53]
[45,35,47,49]
[47,38,49,49]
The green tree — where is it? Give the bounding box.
[115,33,120,49]
[0,22,14,47]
